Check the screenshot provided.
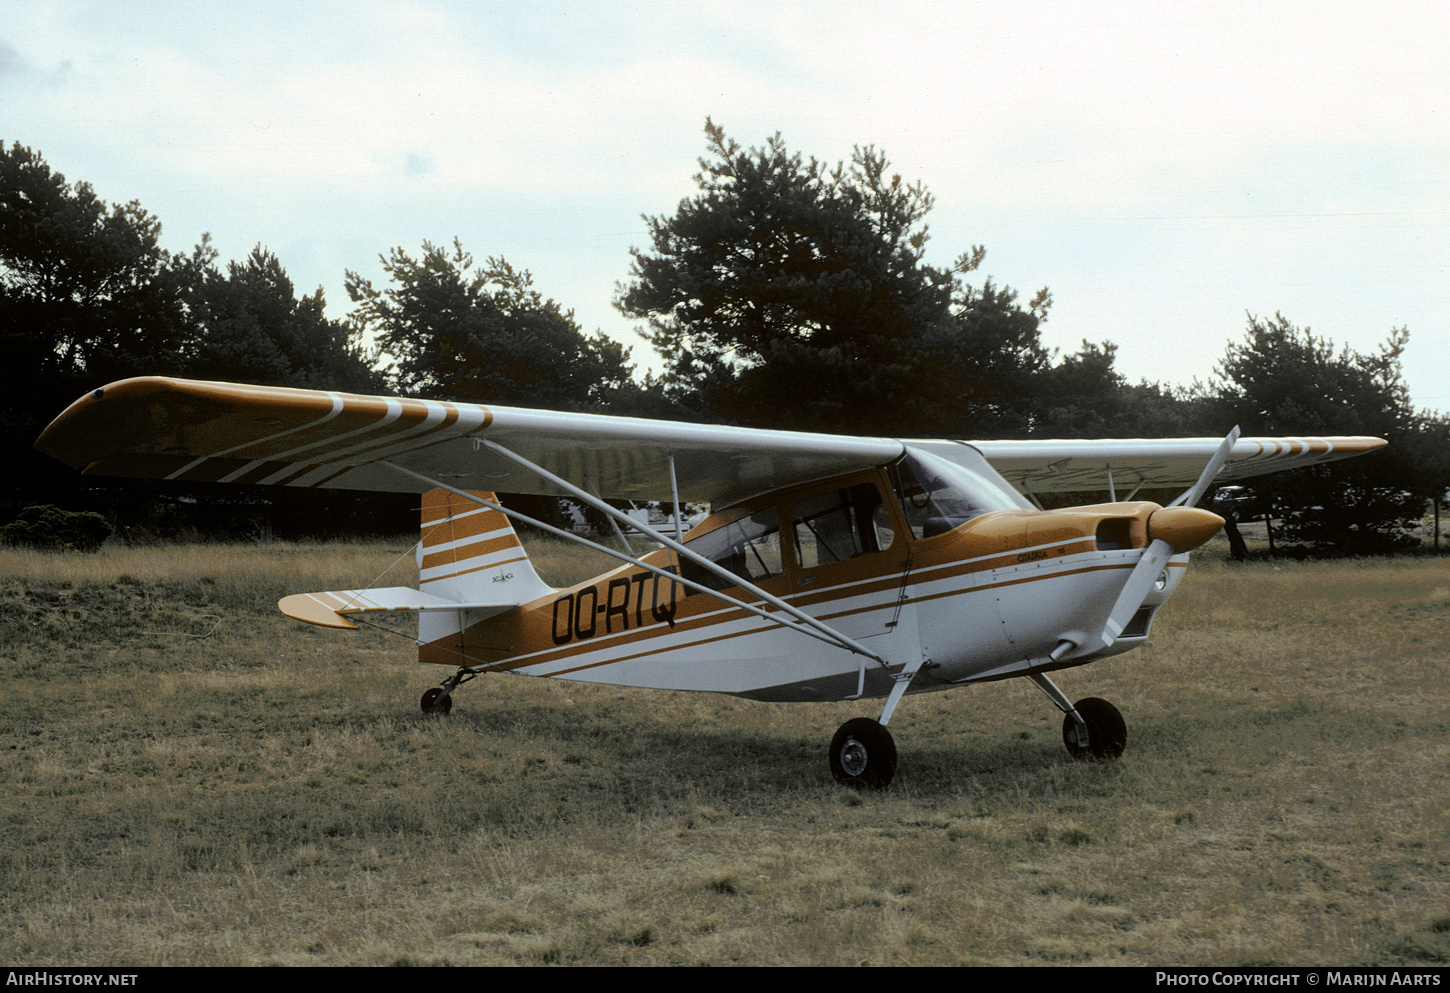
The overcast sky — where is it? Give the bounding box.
[4,0,1446,418]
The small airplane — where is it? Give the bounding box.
[37,377,1386,788]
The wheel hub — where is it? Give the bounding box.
[839,737,868,777]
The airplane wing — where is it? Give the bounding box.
[36,378,1386,507]
[36,377,903,506]
[962,436,1388,499]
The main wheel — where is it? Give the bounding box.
[829,717,897,789]
[1062,697,1126,760]
[420,687,453,715]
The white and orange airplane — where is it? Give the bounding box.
[37,377,1385,788]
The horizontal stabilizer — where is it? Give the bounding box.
[278,586,518,630]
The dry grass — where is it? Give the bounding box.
[1,539,1447,966]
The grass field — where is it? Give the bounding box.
[1,537,1447,966]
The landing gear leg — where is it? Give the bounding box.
[1028,673,1127,760]
[420,664,484,715]
[829,654,926,788]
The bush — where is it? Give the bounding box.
[0,505,113,552]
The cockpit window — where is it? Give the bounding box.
[790,483,892,568]
[893,447,1029,539]
[681,507,783,593]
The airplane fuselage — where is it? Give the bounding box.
[418,466,1192,703]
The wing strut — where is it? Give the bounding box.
[383,458,891,668]
[587,478,635,556]
[668,454,684,544]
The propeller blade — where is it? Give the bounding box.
[1101,537,1174,645]
[1170,426,1241,508]
[1099,431,1238,648]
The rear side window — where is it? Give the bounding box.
[681,508,783,593]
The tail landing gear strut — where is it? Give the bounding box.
[420,664,486,715]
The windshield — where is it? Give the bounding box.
[893,445,1031,538]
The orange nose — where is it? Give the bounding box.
[1147,506,1225,554]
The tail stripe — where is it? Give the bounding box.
[421,510,515,544]
[420,528,519,567]
[420,503,494,529]
[421,542,533,581]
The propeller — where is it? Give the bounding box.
[1098,428,1239,646]
[1169,426,1241,508]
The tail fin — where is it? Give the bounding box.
[418,489,554,607]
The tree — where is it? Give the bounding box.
[0,504,112,552]
[187,241,380,392]
[346,239,643,531]
[1028,340,1213,440]
[0,141,196,385]
[903,279,1054,437]
[1399,412,1450,552]
[347,239,634,410]
[1,142,397,533]
[0,141,200,509]
[1212,314,1424,553]
[616,120,1053,436]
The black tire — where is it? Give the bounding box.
[829,717,897,789]
[1062,697,1126,760]
[420,687,452,715]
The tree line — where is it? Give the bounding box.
[2,125,1446,553]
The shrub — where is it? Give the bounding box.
[0,505,113,552]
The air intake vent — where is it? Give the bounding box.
[1096,518,1134,551]
[1122,606,1154,639]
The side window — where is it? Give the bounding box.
[791,483,891,569]
[681,508,783,594]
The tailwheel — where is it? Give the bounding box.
[1062,697,1126,760]
[829,717,897,789]
[420,687,453,715]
